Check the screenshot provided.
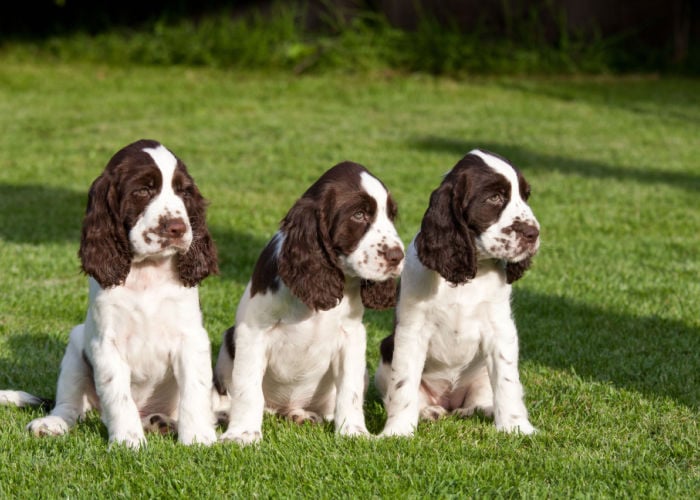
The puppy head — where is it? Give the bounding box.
[79,139,218,288]
[416,150,539,285]
[277,162,404,311]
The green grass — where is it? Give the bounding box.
[0,62,698,497]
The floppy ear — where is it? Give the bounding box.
[178,184,219,287]
[78,171,132,288]
[506,257,532,284]
[415,174,476,285]
[360,278,398,310]
[278,197,344,311]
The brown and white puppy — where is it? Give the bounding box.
[376,150,540,437]
[214,162,404,445]
[0,140,218,449]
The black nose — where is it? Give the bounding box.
[160,218,187,239]
[513,221,539,242]
[383,246,405,268]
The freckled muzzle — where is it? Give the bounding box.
[156,216,187,240]
[380,244,405,276]
[503,219,540,259]
[140,214,192,253]
[349,238,405,282]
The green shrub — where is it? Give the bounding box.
[0,2,690,75]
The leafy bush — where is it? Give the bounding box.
[0,2,690,75]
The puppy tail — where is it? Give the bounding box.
[0,390,54,411]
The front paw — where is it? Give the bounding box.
[337,423,369,437]
[378,418,416,438]
[497,419,537,435]
[179,426,217,446]
[219,428,262,446]
[27,416,70,436]
[109,430,147,450]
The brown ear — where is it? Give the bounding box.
[506,257,532,284]
[360,278,398,310]
[78,172,131,288]
[415,175,476,285]
[278,197,344,311]
[177,184,218,287]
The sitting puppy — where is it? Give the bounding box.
[0,140,219,449]
[214,161,404,445]
[376,150,540,437]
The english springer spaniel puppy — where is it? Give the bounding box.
[213,161,404,445]
[0,139,219,449]
[375,150,540,437]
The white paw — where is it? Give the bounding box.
[179,427,217,446]
[453,404,494,419]
[497,419,537,435]
[109,430,147,450]
[219,428,262,446]
[285,409,324,425]
[337,423,370,437]
[26,416,70,436]
[378,419,416,438]
[141,413,177,435]
[420,405,448,421]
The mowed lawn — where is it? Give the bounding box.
[0,62,698,497]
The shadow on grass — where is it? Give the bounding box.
[0,332,65,398]
[211,225,268,286]
[515,289,699,409]
[411,137,700,193]
[498,79,700,127]
[0,184,85,244]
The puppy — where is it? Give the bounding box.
[214,161,404,445]
[376,150,540,436]
[0,140,218,448]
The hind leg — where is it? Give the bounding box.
[27,325,95,436]
[283,409,324,425]
[453,366,494,419]
[142,413,177,435]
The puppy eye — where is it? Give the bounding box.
[176,185,194,197]
[486,194,504,205]
[352,210,367,222]
[132,187,152,198]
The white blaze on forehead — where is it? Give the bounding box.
[359,171,389,214]
[339,170,404,281]
[471,149,539,236]
[470,149,535,223]
[129,144,191,259]
[470,149,519,188]
[143,145,177,192]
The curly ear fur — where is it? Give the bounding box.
[506,257,532,284]
[415,175,476,285]
[78,171,132,288]
[278,198,344,311]
[361,278,398,310]
[177,183,218,287]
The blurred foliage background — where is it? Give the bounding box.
[0,0,697,75]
